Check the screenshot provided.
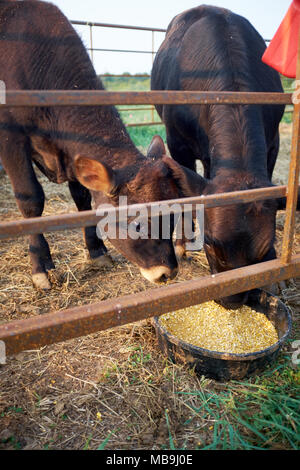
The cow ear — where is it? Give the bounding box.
[147,135,167,160]
[162,156,207,196]
[74,155,116,194]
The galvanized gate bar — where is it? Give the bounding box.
[69,19,271,40]
[1,255,300,356]
[88,47,159,55]
[71,20,167,33]
[0,186,287,240]
[0,90,292,107]
[126,121,163,127]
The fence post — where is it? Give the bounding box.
[89,24,94,64]
[281,29,300,264]
[151,30,155,124]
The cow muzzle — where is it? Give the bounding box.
[139,265,178,284]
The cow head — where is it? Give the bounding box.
[74,136,202,284]
[202,173,278,307]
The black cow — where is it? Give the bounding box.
[151,5,285,306]
[0,0,201,289]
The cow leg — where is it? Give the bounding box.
[267,131,280,179]
[166,128,197,172]
[68,180,112,267]
[1,137,54,290]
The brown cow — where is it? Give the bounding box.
[0,1,203,289]
[151,5,285,306]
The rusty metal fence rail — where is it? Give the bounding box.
[0,87,299,357]
[1,90,292,106]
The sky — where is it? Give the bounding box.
[49,0,292,75]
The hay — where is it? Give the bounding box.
[0,122,299,449]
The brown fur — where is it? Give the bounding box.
[151,5,286,304]
[0,1,205,286]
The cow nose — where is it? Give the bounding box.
[158,267,178,283]
[139,266,178,284]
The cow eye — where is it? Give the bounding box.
[218,258,227,267]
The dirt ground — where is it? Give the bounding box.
[0,122,299,450]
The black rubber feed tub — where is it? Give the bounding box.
[153,289,292,381]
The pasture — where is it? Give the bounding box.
[0,77,299,450]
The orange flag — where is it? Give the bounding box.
[262,0,300,78]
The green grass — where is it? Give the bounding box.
[97,431,116,450]
[178,356,300,450]
[281,75,295,92]
[102,74,165,151]
[102,74,151,92]
[127,125,166,150]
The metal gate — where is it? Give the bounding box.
[0,36,299,356]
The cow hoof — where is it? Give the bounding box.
[32,273,51,290]
[90,254,113,268]
[175,244,186,259]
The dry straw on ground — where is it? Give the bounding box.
[0,122,299,450]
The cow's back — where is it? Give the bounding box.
[0,0,100,92]
[152,5,282,93]
[151,5,284,176]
